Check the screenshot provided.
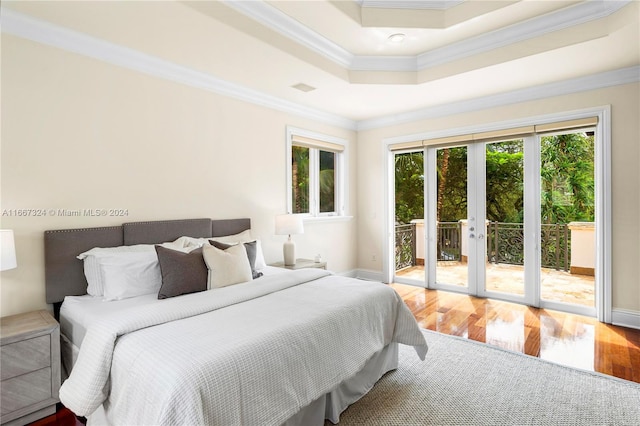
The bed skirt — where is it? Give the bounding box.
[62,334,398,426]
[282,342,399,426]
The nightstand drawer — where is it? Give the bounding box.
[1,335,51,381]
[0,367,52,415]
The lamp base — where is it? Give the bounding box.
[283,238,295,266]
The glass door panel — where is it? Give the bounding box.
[484,140,526,298]
[435,146,468,288]
[394,151,425,284]
[539,132,595,309]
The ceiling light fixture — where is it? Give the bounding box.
[388,33,406,43]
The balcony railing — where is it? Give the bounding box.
[396,221,571,271]
[395,224,415,270]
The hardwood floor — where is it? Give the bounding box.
[391,282,640,384]
[27,404,83,426]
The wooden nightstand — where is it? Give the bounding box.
[270,258,327,270]
[1,310,60,426]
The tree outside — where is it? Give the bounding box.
[395,133,595,226]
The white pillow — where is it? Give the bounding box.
[99,251,162,301]
[77,239,193,297]
[202,243,253,289]
[254,240,267,270]
[78,244,156,297]
[158,237,201,253]
[206,229,252,245]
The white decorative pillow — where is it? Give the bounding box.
[202,243,253,289]
[99,251,163,301]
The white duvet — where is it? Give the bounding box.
[59,269,428,425]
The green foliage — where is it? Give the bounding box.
[292,146,309,213]
[395,133,595,225]
[395,152,424,224]
[541,133,594,223]
[485,142,524,223]
[437,147,467,222]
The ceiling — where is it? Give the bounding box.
[3,0,639,124]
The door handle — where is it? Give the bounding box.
[469,233,475,239]
[478,234,484,239]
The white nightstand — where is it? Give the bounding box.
[0,310,61,426]
[270,258,327,270]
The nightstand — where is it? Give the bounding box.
[1,310,60,426]
[270,258,327,270]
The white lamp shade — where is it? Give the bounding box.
[0,230,17,271]
[275,214,304,236]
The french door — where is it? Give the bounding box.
[423,133,597,317]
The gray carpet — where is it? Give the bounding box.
[335,329,640,425]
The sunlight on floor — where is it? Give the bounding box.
[396,262,595,307]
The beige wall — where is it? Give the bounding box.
[1,15,638,320]
[357,83,640,314]
[0,35,357,316]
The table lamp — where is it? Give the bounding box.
[0,230,17,271]
[275,214,304,266]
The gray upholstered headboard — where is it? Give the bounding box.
[44,218,251,308]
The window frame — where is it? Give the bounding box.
[286,126,346,218]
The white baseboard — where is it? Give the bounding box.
[611,309,640,330]
[355,269,384,282]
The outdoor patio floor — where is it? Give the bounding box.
[396,262,595,307]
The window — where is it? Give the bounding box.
[287,127,346,217]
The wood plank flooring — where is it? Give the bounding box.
[391,282,640,383]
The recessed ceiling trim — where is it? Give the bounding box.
[361,0,464,10]
[417,0,631,69]
[222,0,354,69]
[3,8,637,133]
[350,56,417,72]
[1,8,357,130]
[226,0,631,73]
[357,65,640,131]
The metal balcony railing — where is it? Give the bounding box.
[395,221,570,271]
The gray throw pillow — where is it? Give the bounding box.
[155,246,208,299]
[209,240,263,279]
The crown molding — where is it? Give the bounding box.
[225,0,631,73]
[417,0,630,69]
[0,8,357,131]
[361,0,463,10]
[350,55,417,72]
[3,8,638,135]
[357,65,640,131]
[222,0,354,69]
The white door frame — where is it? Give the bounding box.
[383,106,611,322]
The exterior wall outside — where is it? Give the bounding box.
[0,35,357,316]
[357,83,640,314]
[569,222,595,276]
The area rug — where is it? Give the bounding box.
[334,329,640,425]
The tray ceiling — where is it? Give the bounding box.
[3,0,638,123]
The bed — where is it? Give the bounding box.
[45,218,428,425]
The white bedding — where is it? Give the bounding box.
[59,269,428,425]
[60,265,289,348]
